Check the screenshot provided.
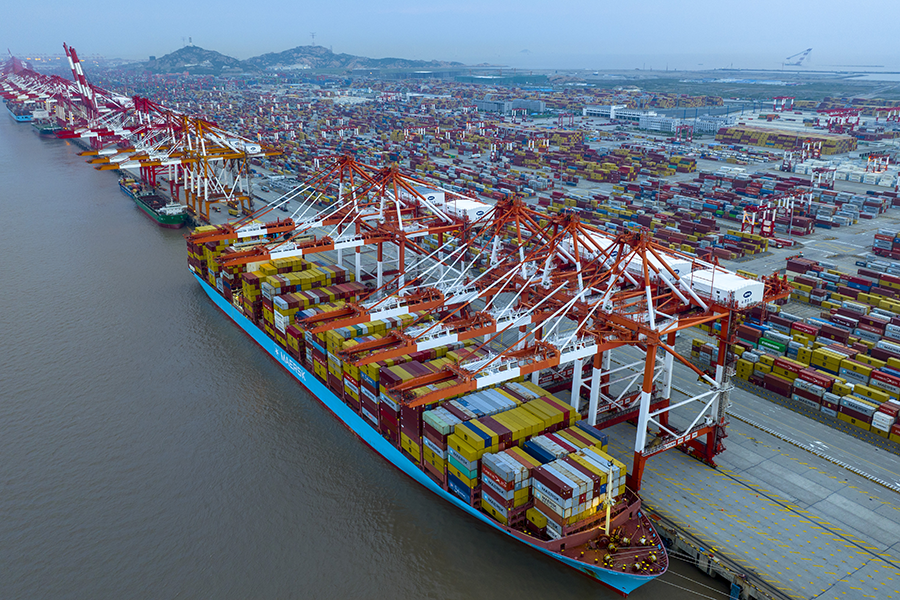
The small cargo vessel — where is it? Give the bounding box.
[187,237,668,596]
[31,119,62,138]
[119,177,187,229]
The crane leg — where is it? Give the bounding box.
[377,243,384,289]
[588,352,602,426]
[630,345,658,492]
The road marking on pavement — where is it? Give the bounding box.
[726,410,900,495]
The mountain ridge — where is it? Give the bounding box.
[120,44,465,75]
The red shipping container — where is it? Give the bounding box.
[872,347,900,363]
[798,369,834,388]
[792,387,822,404]
[819,325,850,343]
[877,401,900,417]
[763,373,793,396]
[400,404,424,436]
[379,404,399,428]
[870,370,900,387]
[533,466,573,499]
[791,322,819,336]
[480,416,513,446]
[821,397,840,411]
[423,460,446,484]
[482,465,514,492]
[423,421,449,445]
[545,433,578,454]
[361,394,379,417]
[839,404,873,423]
[774,357,805,375]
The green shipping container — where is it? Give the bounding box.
[758,338,786,353]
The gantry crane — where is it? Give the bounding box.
[84,102,281,221]
[207,155,791,491]
[818,108,860,134]
[772,96,795,112]
[741,189,812,238]
[783,48,812,68]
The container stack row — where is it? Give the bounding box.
[720,256,900,443]
[872,228,900,261]
[715,125,857,155]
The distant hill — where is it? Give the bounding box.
[133,45,249,75]
[117,45,464,75]
[245,45,464,71]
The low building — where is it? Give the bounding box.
[583,105,656,124]
[475,98,513,114]
[693,114,737,133]
[583,104,627,118]
[511,99,546,113]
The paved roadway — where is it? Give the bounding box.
[569,312,900,599]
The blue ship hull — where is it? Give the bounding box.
[192,270,660,595]
[6,104,32,122]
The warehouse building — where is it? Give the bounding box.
[693,114,737,133]
[475,98,513,114]
[583,105,627,118]
[583,105,655,124]
[476,98,546,114]
[511,99,546,113]
[639,114,681,133]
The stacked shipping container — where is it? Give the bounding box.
[721,256,900,443]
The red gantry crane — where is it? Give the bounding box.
[206,155,791,491]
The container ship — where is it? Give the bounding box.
[5,100,33,122]
[119,177,187,229]
[187,249,668,595]
[182,157,791,595]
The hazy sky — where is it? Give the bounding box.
[5,0,899,70]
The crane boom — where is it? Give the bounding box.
[784,48,812,67]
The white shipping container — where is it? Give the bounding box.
[444,199,490,222]
[687,269,764,307]
[792,395,822,411]
[872,413,896,429]
[842,396,879,417]
[868,378,900,397]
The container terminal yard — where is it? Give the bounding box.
[4,48,900,599]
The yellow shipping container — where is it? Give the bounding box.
[833,380,854,397]
[853,385,890,405]
[837,412,871,432]
[855,355,886,369]
[772,366,798,381]
[758,354,775,367]
[448,462,478,488]
[447,433,485,462]
[840,359,874,377]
